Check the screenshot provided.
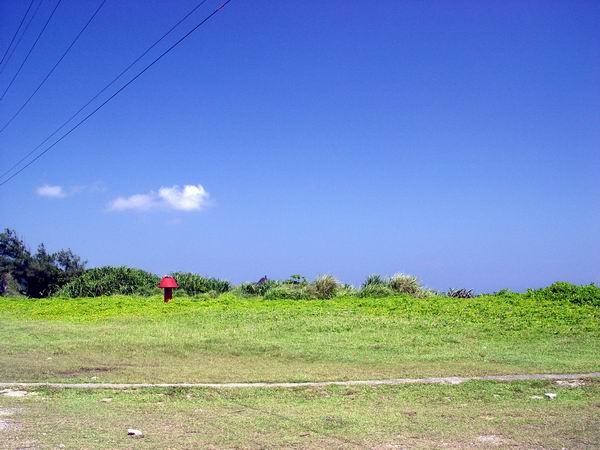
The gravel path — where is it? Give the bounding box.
[1,372,599,390]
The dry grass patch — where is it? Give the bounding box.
[0,380,599,448]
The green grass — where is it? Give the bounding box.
[0,294,598,383]
[1,380,599,448]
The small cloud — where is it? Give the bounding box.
[36,184,66,198]
[158,185,209,211]
[109,193,155,211]
[108,184,210,212]
[36,181,106,199]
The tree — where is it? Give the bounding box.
[0,229,86,297]
[0,228,30,294]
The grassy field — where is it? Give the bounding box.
[1,380,599,448]
[1,294,599,448]
[1,294,598,383]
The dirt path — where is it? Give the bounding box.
[1,372,599,390]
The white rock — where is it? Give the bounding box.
[100,398,112,403]
[477,435,502,444]
[545,392,557,400]
[127,428,144,438]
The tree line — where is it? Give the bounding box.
[0,228,85,297]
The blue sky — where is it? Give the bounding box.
[0,0,598,292]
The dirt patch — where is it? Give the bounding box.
[55,367,115,377]
[0,408,21,432]
[1,390,29,398]
[0,408,20,416]
[477,434,504,445]
[372,445,406,449]
[555,379,585,388]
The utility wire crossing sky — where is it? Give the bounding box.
[0,0,598,292]
[0,0,231,184]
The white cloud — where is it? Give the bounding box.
[158,185,209,211]
[108,184,210,212]
[36,185,67,198]
[36,181,106,199]
[109,193,155,211]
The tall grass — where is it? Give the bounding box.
[389,273,420,295]
[361,274,388,288]
[310,274,340,299]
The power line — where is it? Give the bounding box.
[0,0,211,182]
[0,0,36,68]
[0,0,232,187]
[0,0,62,101]
[0,0,46,77]
[0,0,107,135]
[0,0,207,183]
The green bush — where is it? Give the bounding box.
[389,273,420,295]
[338,283,357,296]
[56,266,160,298]
[283,274,308,285]
[170,272,230,296]
[238,279,277,297]
[0,273,24,297]
[415,288,439,299]
[492,289,517,297]
[361,274,388,288]
[310,274,340,299]
[358,283,394,298]
[526,282,600,307]
[264,284,311,300]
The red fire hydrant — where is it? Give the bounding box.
[158,275,179,303]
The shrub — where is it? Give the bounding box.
[264,284,311,300]
[447,288,475,298]
[238,279,277,297]
[338,283,357,296]
[283,274,308,285]
[493,289,517,296]
[389,273,420,295]
[361,274,388,288]
[310,274,340,299]
[415,288,439,299]
[170,272,230,296]
[0,273,23,297]
[56,266,160,297]
[526,282,600,307]
[359,283,394,298]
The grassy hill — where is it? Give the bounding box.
[1,293,598,383]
